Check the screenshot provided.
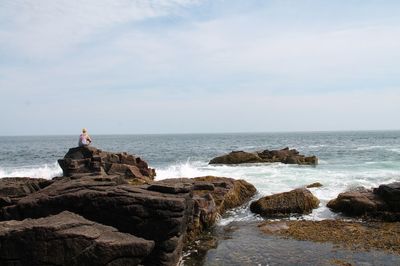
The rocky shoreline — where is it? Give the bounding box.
[0,146,399,265]
[0,146,256,266]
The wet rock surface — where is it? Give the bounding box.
[327,183,400,221]
[250,188,320,217]
[0,211,154,266]
[209,147,318,165]
[58,146,156,182]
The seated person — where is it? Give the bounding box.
[78,128,92,147]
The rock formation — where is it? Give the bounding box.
[327,182,400,221]
[58,146,156,182]
[0,211,154,266]
[209,147,318,165]
[250,188,320,217]
[0,177,53,208]
[0,175,256,265]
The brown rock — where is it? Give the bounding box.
[209,151,263,164]
[0,175,257,265]
[0,177,53,207]
[327,184,400,221]
[0,211,154,266]
[209,147,318,165]
[58,146,156,182]
[306,182,323,188]
[250,188,320,216]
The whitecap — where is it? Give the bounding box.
[0,162,62,179]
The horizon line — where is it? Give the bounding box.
[1,128,399,137]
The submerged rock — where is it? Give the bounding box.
[58,146,156,182]
[0,211,154,266]
[327,183,400,221]
[258,220,400,255]
[209,147,318,165]
[250,188,320,217]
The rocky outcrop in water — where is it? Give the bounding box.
[327,182,400,221]
[58,146,156,182]
[0,211,154,266]
[209,147,318,165]
[250,188,320,217]
[0,170,256,265]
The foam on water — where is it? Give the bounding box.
[0,162,62,179]
[155,159,400,221]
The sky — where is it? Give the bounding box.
[0,0,400,135]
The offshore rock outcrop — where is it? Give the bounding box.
[250,188,320,217]
[58,146,156,182]
[0,172,256,265]
[209,147,318,165]
[0,211,154,266]
[327,182,400,221]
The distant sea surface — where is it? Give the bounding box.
[2,131,400,264]
[1,131,400,221]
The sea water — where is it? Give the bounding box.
[1,131,399,222]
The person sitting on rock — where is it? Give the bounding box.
[78,128,92,147]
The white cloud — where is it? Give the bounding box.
[0,0,202,58]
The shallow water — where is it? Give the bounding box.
[183,221,400,266]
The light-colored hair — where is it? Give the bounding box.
[82,128,87,133]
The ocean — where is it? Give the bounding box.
[1,131,400,221]
[1,131,400,264]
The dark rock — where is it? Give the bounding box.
[0,178,192,266]
[374,182,400,211]
[250,188,320,216]
[0,172,256,265]
[0,211,154,266]
[58,146,156,182]
[158,176,257,238]
[209,147,318,165]
[328,183,400,221]
[209,151,263,164]
[306,182,323,188]
[0,177,53,206]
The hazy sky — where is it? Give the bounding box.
[1,0,400,135]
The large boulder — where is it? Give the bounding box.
[58,146,156,182]
[250,188,320,217]
[327,183,400,221]
[0,211,154,266]
[0,175,256,265]
[209,147,318,165]
[157,176,257,238]
[0,177,53,207]
[374,182,400,211]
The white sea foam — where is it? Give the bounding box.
[155,159,400,221]
[0,162,62,179]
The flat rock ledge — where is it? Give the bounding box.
[58,146,156,183]
[0,211,154,266]
[0,174,256,266]
[250,188,320,217]
[258,220,400,255]
[0,177,53,208]
[209,147,318,165]
[327,182,400,221]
